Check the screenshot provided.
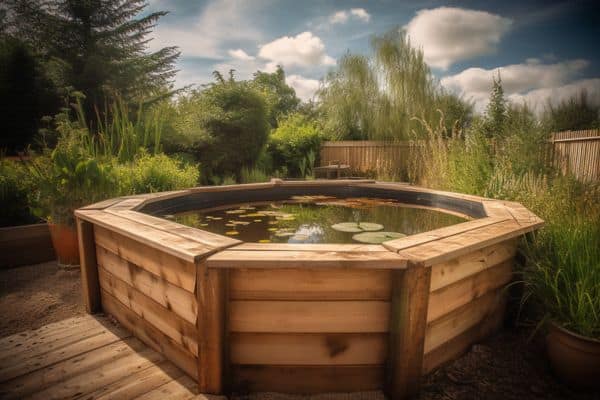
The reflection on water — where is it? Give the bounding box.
[167,197,467,244]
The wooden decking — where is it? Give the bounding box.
[0,315,217,400]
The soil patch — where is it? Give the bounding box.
[0,261,85,337]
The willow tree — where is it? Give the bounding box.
[318,30,471,140]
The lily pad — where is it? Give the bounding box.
[253,219,262,222]
[225,231,239,236]
[258,239,271,243]
[352,231,406,244]
[225,209,246,215]
[331,222,384,233]
[241,212,265,218]
[268,227,278,232]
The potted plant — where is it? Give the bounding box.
[28,110,118,267]
[522,216,600,389]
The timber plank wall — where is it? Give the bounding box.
[74,180,543,399]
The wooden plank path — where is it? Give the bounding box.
[0,315,222,400]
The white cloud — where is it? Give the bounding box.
[404,7,512,70]
[329,8,371,24]
[258,31,336,69]
[228,49,255,61]
[329,11,349,24]
[508,79,600,111]
[350,8,371,22]
[441,59,593,112]
[148,0,263,59]
[286,74,320,101]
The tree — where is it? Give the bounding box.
[252,66,300,128]
[0,37,60,153]
[168,71,269,183]
[6,0,179,114]
[483,72,507,138]
[318,29,470,140]
[543,91,600,132]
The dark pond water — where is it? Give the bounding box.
[166,196,467,244]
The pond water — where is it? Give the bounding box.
[166,196,467,244]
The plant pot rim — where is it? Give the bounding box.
[548,321,600,344]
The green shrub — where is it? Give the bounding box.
[240,166,270,183]
[27,132,119,227]
[0,159,37,227]
[117,153,199,194]
[268,113,322,177]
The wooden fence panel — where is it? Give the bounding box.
[551,130,600,182]
[320,130,599,182]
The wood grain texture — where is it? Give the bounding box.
[107,209,240,249]
[424,289,503,354]
[398,220,539,266]
[231,365,384,393]
[0,223,55,267]
[429,240,517,292]
[229,300,390,333]
[96,245,197,324]
[230,333,387,365]
[95,225,197,292]
[229,268,392,300]
[101,290,198,378]
[76,209,213,262]
[99,268,198,356]
[77,218,101,313]
[197,264,227,394]
[386,264,431,400]
[383,217,507,253]
[422,296,506,374]
[207,249,407,269]
[428,260,513,323]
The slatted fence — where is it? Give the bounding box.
[320,130,600,181]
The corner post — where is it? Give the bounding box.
[386,261,431,399]
[76,217,101,313]
[197,261,228,394]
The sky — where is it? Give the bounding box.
[145,0,600,112]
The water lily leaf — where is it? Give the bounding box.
[240,205,256,210]
[268,227,278,232]
[352,231,406,244]
[331,222,384,233]
[258,239,271,243]
[225,209,246,215]
[253,219,262,222]
[225,231,239,236]
[241,212,265,218]
[275,231,296,238]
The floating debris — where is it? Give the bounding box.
[352,231,406,244]
[331,222,384,233]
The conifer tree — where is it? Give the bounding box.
[484,72,508,138]
[6,0,179,110]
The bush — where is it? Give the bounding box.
[0,159,37,227]
[27,131,119,226]
[268,113,322,177]
[240,166,270,183]
[116,152,199,194]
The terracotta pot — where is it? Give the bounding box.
[48,223,80,266]
[546,322,600,389]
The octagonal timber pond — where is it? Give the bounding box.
[74,179,543,399]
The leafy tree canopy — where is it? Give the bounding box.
[252,65,300,128]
